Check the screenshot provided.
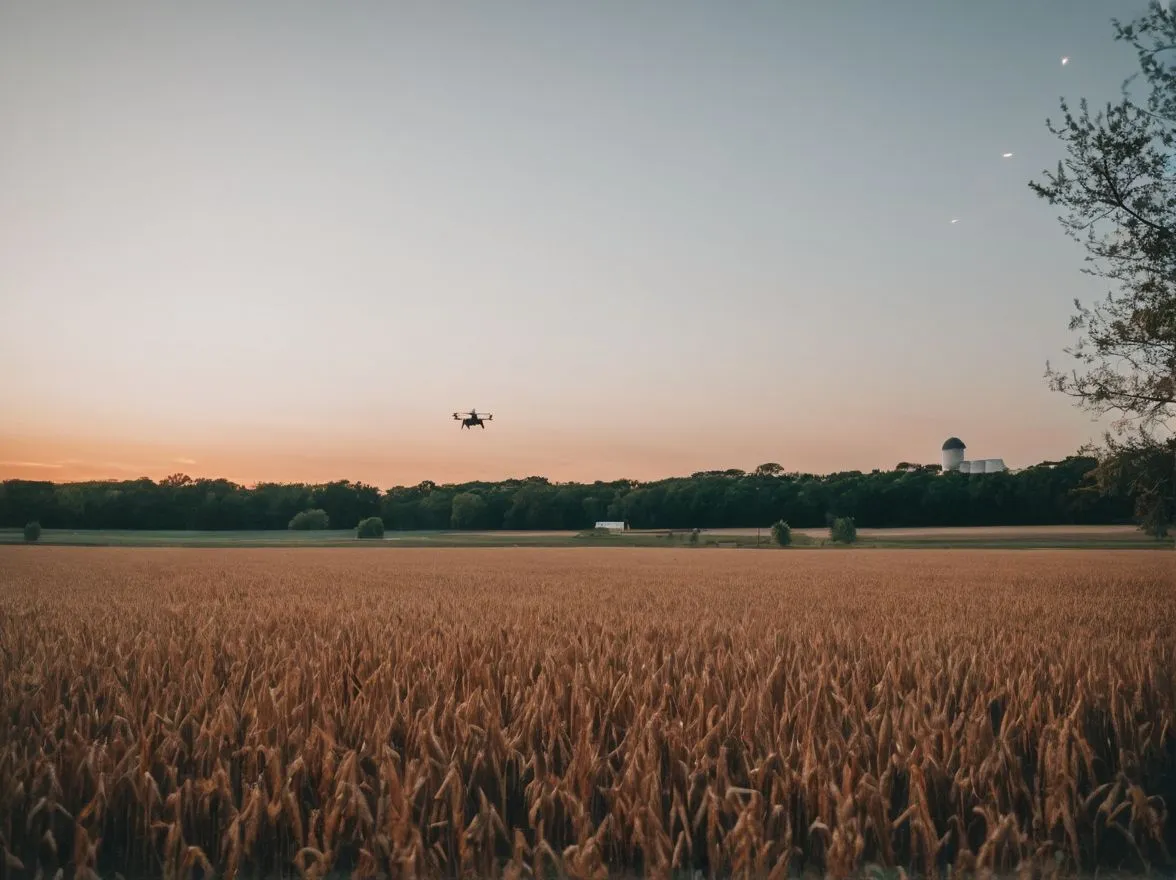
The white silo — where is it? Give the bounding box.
[941,437,966,471]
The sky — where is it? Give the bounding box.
[0,0,1150,486]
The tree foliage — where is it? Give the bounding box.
[22,521,40,542]
[1030,5,1175,429]
[0,456,1131,533]
[289,508,330,530]
[450,492,488,530]
[356,516,385,539]
[770,520,792,546]
[830,516,858,544]
[1086,435,1175,537]
[1030,3,1176,536]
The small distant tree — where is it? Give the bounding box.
[755,462,784,477]
[23,521,41,542]
[830,516,858,544]
[289,508,330,530]
[356,516,384,539]
[770,519,792,546]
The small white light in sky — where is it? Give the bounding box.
[1002,152,1014,158]
[950,218,961,224]
[1061,56,1069,65]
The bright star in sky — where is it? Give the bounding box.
[1061,56,1069,65]
[1002,152,1014,158]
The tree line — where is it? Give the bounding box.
[0,455,1133,532]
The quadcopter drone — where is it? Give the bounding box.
[453,409,493,429]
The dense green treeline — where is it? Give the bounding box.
[0,456,1131,531]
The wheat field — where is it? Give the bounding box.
[0,547,1173,880]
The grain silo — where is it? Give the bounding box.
[941,437,966,472]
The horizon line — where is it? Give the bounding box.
[0,455,1091,490]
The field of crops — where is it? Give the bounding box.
[0,547,1173,879]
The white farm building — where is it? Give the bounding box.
[941,437,1006,475]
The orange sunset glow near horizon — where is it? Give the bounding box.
[0,1,1134,487]
[0,393,1102,487]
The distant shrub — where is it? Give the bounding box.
[289,508,330,530]
[356,516,384,539]
[770,520,792,546]
[830,516,857,544]
[689,528,700,545]
[23,521,41,542]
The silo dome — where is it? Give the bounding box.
[941,437,966,472]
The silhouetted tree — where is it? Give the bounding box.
[1030,4,1175,535]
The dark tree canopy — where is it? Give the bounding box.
[0,455,1133,533]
